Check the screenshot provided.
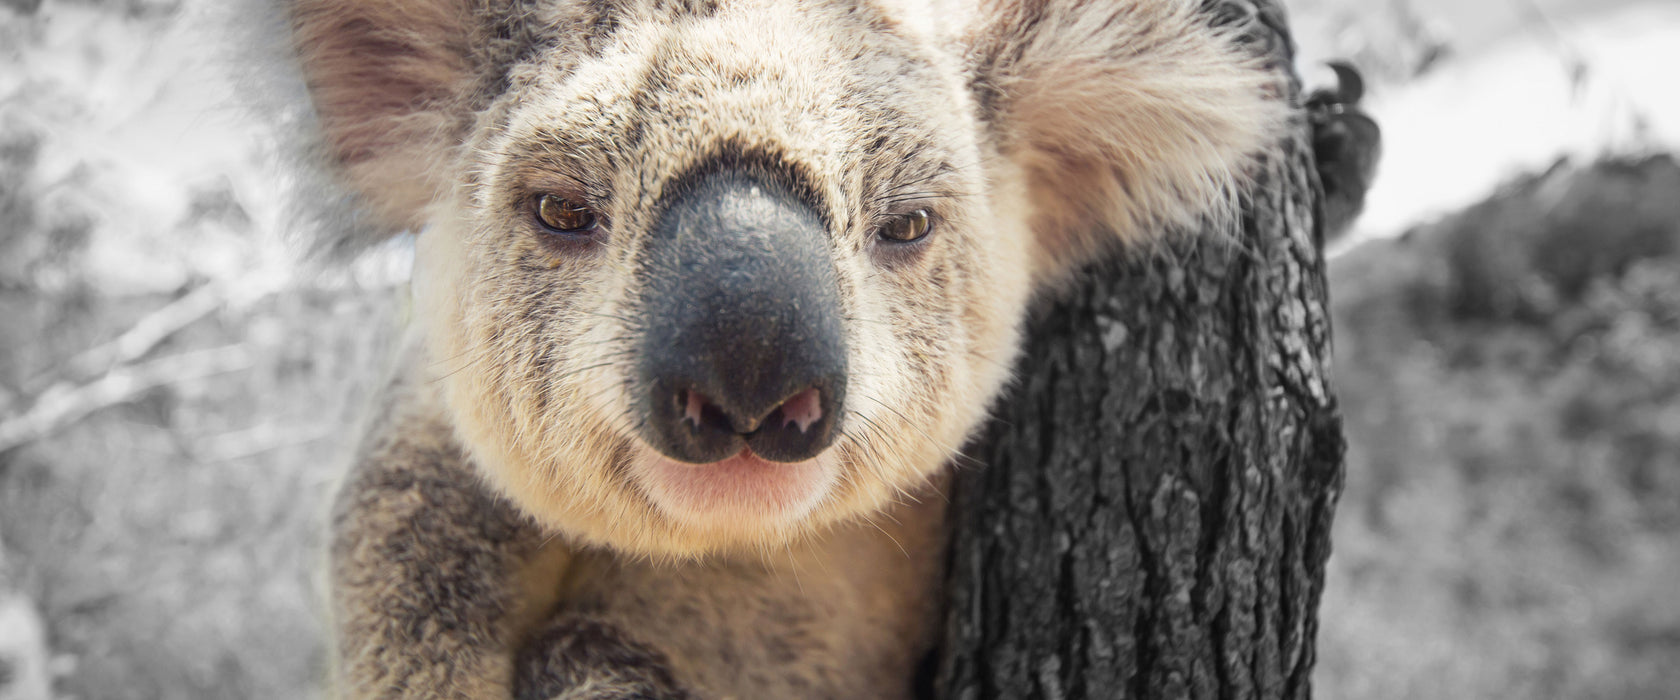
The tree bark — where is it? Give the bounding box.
[935,3,1346,699]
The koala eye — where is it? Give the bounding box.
[534,194,599,233]
[877,209,932,243]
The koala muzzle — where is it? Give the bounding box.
[636,171,847,465]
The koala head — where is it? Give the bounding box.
[291,0,1286,558]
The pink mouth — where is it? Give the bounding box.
[640,446,833,525]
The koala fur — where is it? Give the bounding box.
[288,0,1290,697]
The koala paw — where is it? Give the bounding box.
[515,617,697,700]
[1307,61,1383,243]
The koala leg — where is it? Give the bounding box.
[329,393,545,700]
[513,617,696,700]
[330,375,700,700]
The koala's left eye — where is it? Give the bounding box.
[877,209,932,243]
[534,194,599,233]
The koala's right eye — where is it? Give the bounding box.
[534,194,599,234]
[877,209,932,243]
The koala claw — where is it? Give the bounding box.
[515,617,698,700]
[1306,61,1382,243]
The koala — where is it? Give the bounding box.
[286,0,1290,697]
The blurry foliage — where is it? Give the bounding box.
[1319,154,1680,700]
[1290,0,1453,82]
[1,0,181,18]
[1289,0,1655,91]
[3,290,400,700]
[0,125,94,294]
[1,2,400,699]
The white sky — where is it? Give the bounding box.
[1331,2,1680,248]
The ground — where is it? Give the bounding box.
[1,0,1678,698]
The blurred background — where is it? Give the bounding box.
[1,0,1678,698]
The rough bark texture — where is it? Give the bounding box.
[935,3,1346,699]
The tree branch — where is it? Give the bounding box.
[0,345,254,454]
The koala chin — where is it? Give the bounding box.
[290,0,1288,697]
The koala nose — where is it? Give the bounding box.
[635,170,847,464]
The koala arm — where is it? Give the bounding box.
[328,379,538,699]
[513,618,697,700]
[329,375,694,700]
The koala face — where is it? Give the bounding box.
[415,2,1025,556]
[292,0,1287,557]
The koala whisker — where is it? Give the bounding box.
[606,403,647,437]
[947,449,985,472]
[838,410,906,478]
[833,431,882,473]
[938,444,988,473]
[862,514,912,562]
[888,476,944,508]
[560,334,636,350]
[834,370,892,381]
[423,350,479,382]
[839,409,888,440]
[962,347,1014,373]
[856,395,964,458]
[547,360,625,385]
[426,347,473,368]
[868,498,906,528]
[841,315,893,328]
[576,379,632,414]
[429,359,478,385]
[579,309,645,328]
[782,541,807,597]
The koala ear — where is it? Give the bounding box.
[290,0,478,241]
[963,0,1289,276]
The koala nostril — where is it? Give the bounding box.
[679,389,734,434]
[772,388,823,434]
[681,388,824,438]
[743,384,840,464]
[645,378,843,464]
[681,389,706,429]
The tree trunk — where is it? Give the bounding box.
[935,3,1346,699]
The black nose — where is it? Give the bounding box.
[635,170,847,464]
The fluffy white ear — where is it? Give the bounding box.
[290,0,478,241]
[963,0,1289,276]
